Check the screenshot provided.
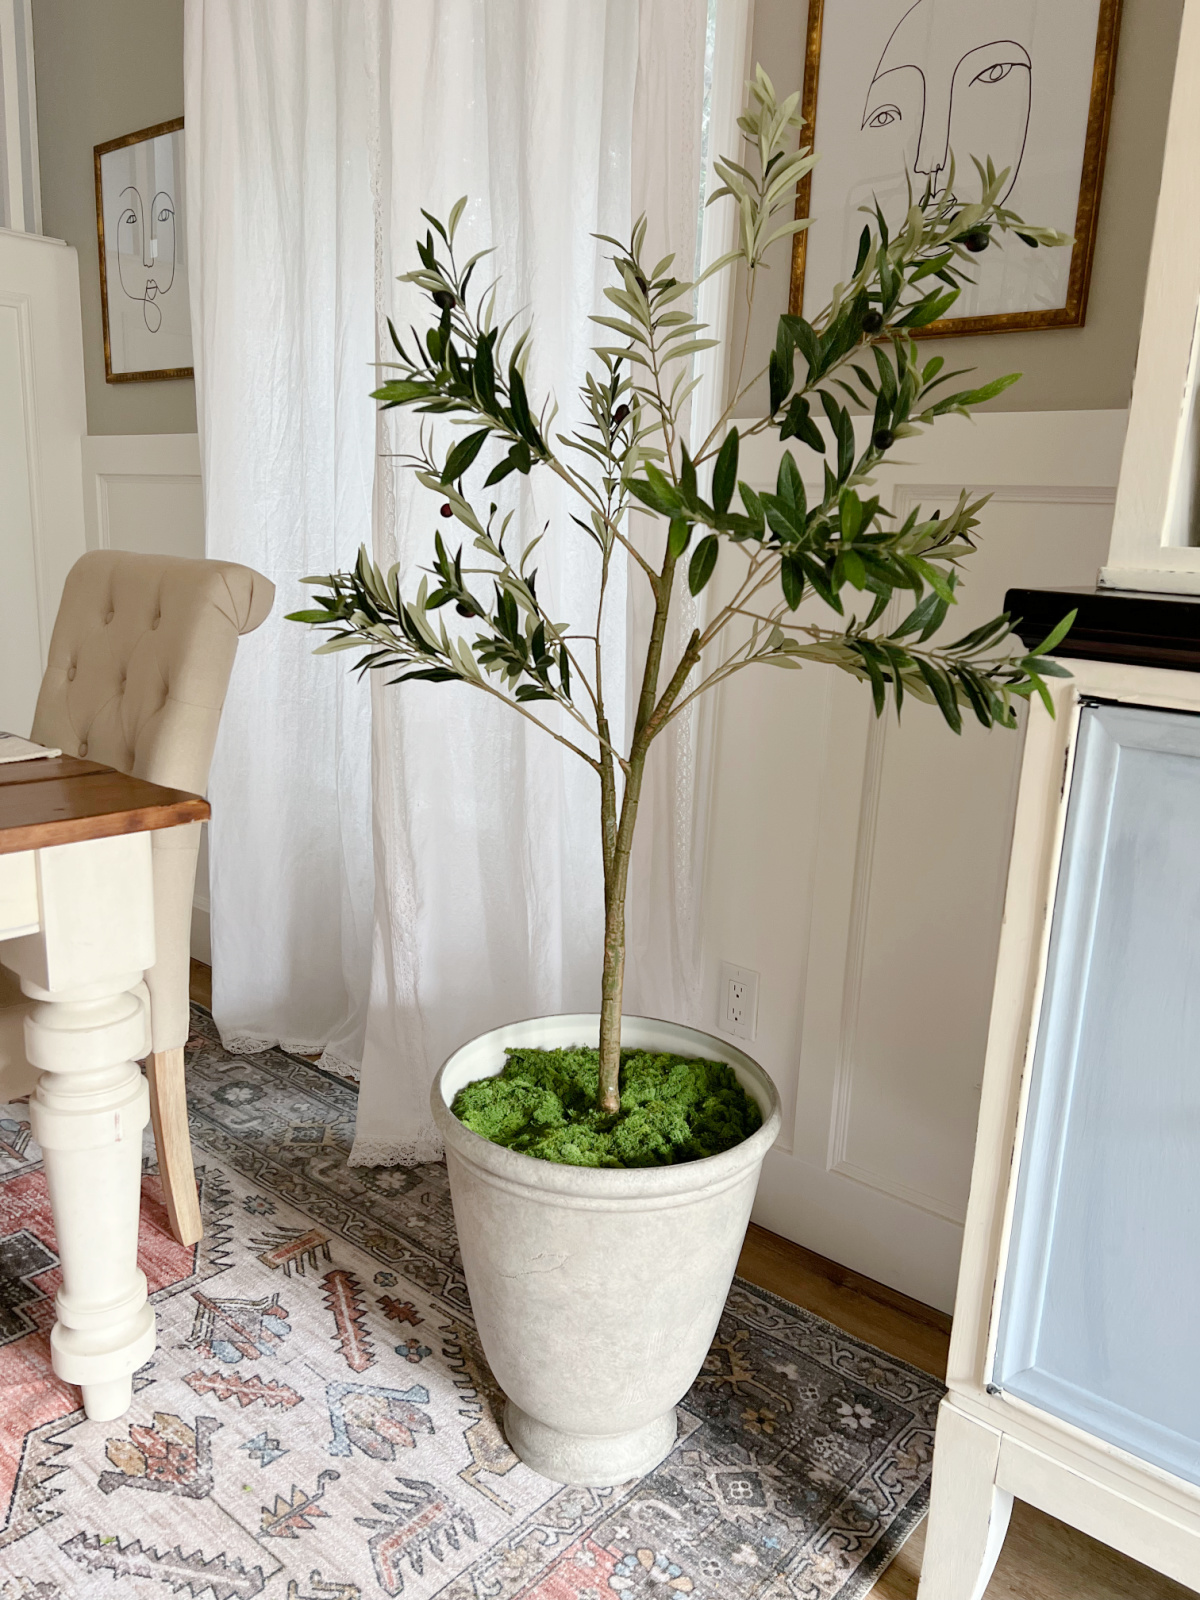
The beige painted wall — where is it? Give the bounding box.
[730,0,1184,416]
[32,0,194,434]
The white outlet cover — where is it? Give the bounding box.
[718,960,759,1042]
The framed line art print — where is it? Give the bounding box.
[95,118,193,382]
[789,0,1122,336]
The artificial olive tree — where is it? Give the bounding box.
[291,69,1072,1117]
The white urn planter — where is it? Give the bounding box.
[430,1012,782,1487]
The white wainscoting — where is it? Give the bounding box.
[704,410,1127,1311]
[81,433,210,961]
[81,433,205,559]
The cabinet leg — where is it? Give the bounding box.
[24,980,156,1422]
[917,1400,1013,1600]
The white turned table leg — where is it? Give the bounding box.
[917,1401,1013,1600]
[24,980,156,1419]
[0,832,158,1423]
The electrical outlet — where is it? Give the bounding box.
[719,961,759,1041]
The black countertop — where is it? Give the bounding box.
[1005,585,1200,673]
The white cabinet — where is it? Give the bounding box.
[919,625,1200,1598]
[994,700,1200,1486]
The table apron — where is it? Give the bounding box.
[0,832,155,992]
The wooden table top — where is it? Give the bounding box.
[0,756,210,856]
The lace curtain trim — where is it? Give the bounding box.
[349,1129,444,1168]
[220,1033,362,1087]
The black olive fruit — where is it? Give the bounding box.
[962,229,990,253]
[873,428,895,450]
[862,310,884,334]
[440,502,454,518]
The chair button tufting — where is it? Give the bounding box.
[78,742,88,757]
[105,610,114,624]
[67,664,76,681]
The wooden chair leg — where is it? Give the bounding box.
[146,1047,203,1246]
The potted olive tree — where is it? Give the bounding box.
[290,69,1071,1486]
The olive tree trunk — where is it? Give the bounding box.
[597,753,645,1114]
[595,545,701,1115]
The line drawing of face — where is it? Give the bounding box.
[116,185,176,333]
[861,0,1033,203]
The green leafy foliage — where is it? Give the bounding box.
[287,67,1078,1116]
[284,531,577,717]
[292,112,1072,743]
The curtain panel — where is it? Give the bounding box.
[186,0,736,1163]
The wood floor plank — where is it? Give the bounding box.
[181,975,1194,1600]
[189,958,213,1010]
[737,1224,951,1378]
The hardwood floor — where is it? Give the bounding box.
[189,956,212,1011]
[736,1223,952,1377]
[187,962,1193,1598]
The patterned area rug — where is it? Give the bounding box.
[0,1006,943,1600]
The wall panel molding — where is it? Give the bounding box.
[81,432,207,957]
[824,483,1119,1228]
[81,433,203,556]
[728,412,1128,1308]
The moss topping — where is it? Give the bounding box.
[450,1045,762,1167]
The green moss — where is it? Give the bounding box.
[450,1045,762,1168]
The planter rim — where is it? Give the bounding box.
[430,1010,782,1203]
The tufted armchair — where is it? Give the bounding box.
[0,549,274,1244]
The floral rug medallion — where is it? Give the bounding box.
[0,1007,942,1599]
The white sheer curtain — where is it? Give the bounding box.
[186,2,379,1075]
[186,0,728,1164]
[624,0,752,1030]
[352,2,642,1163]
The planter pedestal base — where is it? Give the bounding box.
[504,1399,676,1487]
[433,1013,782,1492]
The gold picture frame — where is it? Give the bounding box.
[788,0,1123,337]
[95,117,193,383]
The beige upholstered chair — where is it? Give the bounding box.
[0,550,274,1245]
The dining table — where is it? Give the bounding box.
[0,753,208,1421]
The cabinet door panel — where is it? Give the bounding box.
[994,701,1200,1486]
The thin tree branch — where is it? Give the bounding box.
[465,677,602,771]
